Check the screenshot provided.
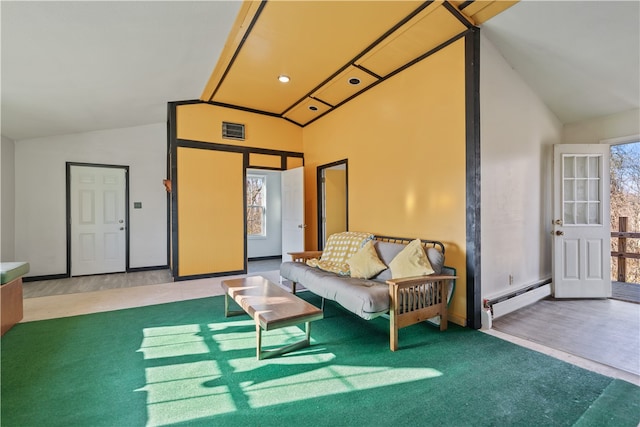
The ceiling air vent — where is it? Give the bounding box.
[222,122,245,141]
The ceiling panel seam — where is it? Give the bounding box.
[443,1,475,27]
[277,1,434,117]
[354,64,383,80]
[458,0,474,11]
[301,28,473,128]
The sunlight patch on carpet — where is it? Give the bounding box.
[138,324,211,359]
[134,319,442,425]
[229,351,337,371]
[244,365,442,408]
[209,318,317,352]
[136,360,237,425]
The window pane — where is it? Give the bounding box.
[564,202,575,224]
[589,203,600,225]
[564,180,574,201]
[247,174,267,236]
[563,156,574,178]
[247,207,265,235]
[588,180,599,202]
[588,156,600,178]
[576,156,587,178]
[576,202,588,224]
[576,179,587,200]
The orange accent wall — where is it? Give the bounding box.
[249,153,281,169]
[324,168,347,240]
[177,147,245,276]
[176,103,303,152]
[287,157,304,170]
[302,39,467,325]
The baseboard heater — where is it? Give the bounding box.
[485,278,552,320]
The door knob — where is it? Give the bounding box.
[120,227,125,231]
[555,230,564,236]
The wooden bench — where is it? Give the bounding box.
[1,262,30,336]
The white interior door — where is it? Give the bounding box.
[552,144,611,298]
[71,165,127,276]
[281,166,305,258]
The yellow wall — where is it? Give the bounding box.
[176,103,303,153]
[302,39,467,325]
[177,147,245,276]
[324,168,347,240]
[172,39,468,324]
[173,102,304,279]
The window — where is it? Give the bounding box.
[562,154,602,225]
[247,174,267,237]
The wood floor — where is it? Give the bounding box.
[612,281,640,303]
[492,297,640,376]
[22,258,283,299]
[23,269,173,298]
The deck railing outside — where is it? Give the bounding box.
[611,217,640,283]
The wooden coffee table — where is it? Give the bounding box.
[221,276,323,360]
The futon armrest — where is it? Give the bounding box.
[287,251,323,262]
[386,274,457,289]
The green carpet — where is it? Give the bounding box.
[2,293,639,427]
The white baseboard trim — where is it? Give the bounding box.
[491,283,552,319]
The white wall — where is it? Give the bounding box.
[14,123,167,277]
[480,33,563,300]
[562,108,640,144]
[247,169,282,258]
[1,135,16,260]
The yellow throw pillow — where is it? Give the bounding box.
[347,240,388,279]
[389,239,434,279]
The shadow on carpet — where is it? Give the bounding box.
[2,293,639,427]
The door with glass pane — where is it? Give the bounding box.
[552,144,611,298]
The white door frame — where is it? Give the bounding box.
[66,162,130,277]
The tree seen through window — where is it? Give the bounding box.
[247,175,267,236]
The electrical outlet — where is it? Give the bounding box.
[509,274,514,285]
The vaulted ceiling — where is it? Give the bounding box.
[200,0,514,126]
[482,0,640,124]
[1,1,638,141]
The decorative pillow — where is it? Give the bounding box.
[347,240,388,279]
[389,238,434,279]
[371,241,405,281]
[426,247,444,275]
[307,231,374,275]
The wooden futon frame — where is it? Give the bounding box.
[287,235,456,351]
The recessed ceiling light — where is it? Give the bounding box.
[278,75,290,83]
[308,105,318,111]
[348,77,361,85]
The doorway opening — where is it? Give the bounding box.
[491,142,640,378]
[317,159,348,250]
[610,140,640,303]
[246,169,283,273]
